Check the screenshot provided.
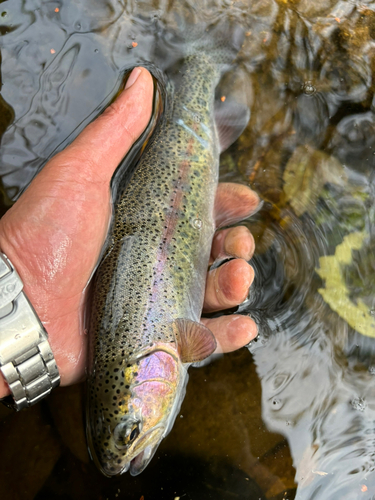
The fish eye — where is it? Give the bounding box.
[129,425,140,443]
[114,420,141,450]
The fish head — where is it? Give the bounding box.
[87,319,216,476]
[87,348,187,476]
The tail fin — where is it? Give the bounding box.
[152,18,245,71]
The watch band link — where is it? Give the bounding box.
[0,252,60,410]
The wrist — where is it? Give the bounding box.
[0,202,93,395]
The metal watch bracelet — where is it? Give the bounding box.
[0,252,60,410]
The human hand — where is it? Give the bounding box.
[0,67,258,399]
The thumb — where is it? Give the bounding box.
[39,66,154,188]
[0,66,154,271]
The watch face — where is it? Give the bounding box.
[0,254,23,312]
[0,254,11,278]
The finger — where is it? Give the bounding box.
[210,225,255,264]
[215,183,260,228]
[201,315,257,353]
[42,67,154,187]
[203,258,254,313]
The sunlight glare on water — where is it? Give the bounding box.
[0,0,375,499]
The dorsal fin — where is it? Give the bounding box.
[173,319,217,363]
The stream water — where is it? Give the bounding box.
[0,1,375,499]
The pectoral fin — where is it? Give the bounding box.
[173,319,217,363]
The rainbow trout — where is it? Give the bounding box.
[86,27,248,476]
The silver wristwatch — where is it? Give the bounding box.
[0,252,60,410]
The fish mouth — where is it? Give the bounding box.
[128,427,164,476]
[129,441,159,476]
[99,427,164,477]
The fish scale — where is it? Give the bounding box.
[86,37,243,476]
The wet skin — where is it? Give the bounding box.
[0,68,259,399]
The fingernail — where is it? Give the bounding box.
[125,67,142,89]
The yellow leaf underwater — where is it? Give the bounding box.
[283,146,347,216]
[316,232,375,338]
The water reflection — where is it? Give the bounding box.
[0,0,375,498]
